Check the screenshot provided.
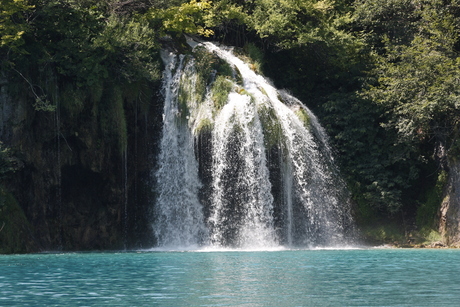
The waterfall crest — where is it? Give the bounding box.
[153,42,354,249]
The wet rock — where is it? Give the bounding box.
[428,241,446,248]
[0,73,161,252]
[439,161,460,246]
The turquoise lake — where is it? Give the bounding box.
[1,248,459,306]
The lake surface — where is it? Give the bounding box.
[1,248,459,306]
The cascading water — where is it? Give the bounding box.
[153,42,354,249]
[209,92,276,248]
[153,52,208,248]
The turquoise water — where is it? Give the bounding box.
[1,248,459,306]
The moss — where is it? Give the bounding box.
[194,47,235,91]
[99,85,128,153]
[233,66,244,86]
[177,83,192,122]
[211,75,233,110]
[194,118,213,135]
[277,93,288,104]
[357,166,447,246]
[122,81,143,105]
[89,80,104,111]
[193,48,217,99]
[176,55,205,123]
[418,228,442,244]
[361,223,406,245]
[236,87,248,96]
[294,107,311,128]
[120,79,157,116]
[233,44,264,75]
[416,170,447,230]
[258,86,268,97]
[244,43,264,73]
[0,186,35,254]
[60,83,85,117]
[448,133,460,163]
[113,89,128,153]
[258,105,283,149]
[216,60,233,78]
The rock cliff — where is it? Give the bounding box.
[439,160,460,247]
[0,73,162,253]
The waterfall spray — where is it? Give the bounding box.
[153,52,208,248]
[208,92,276,248]
[153,42,354,249]
[54,78,63,250]
[122,148,128,250]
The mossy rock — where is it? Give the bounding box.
[177,82,192,122]
[98,85,128,154]
[258,105,283,149]
[294,107,311,129]
[0,187,37,254]
[194,48,236,104]
[194,118,213,135]
[234,44,264,75]
[211,75,233,111]
[60,82,85,117]
[360,223,406,246]
[416,170,447,230]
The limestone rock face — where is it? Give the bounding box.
[439,161,460,247]
[0,75,161,252]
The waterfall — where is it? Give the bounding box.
[122,148,128,250]
[153,52,208,248]
[55,78,63,250]
[208,92,276,248]
[153,42,354,249]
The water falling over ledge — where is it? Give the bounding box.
[153,42,355,250]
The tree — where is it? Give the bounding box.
[248,0,354,49]
[336,0,460,219]
[0,0,33,52]
[147,0,215,37]
[364,0,460,168]
[352,0,420,50]
[323,93,421,215]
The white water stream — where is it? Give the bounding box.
[153,42,354,249]
[153,53,208,248]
